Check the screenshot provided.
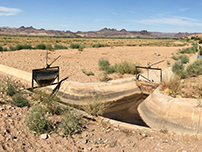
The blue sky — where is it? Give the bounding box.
[0,0,202,33]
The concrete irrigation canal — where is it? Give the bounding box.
[1,53,202,135]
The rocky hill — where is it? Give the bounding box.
[0,26,198,38]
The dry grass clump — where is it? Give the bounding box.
[161,75,202,99]
[161,76,181,98]
[82,96,112,116]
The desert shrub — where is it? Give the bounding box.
[98,58,115,74]
[8,44,32,51]
[69,43,84,51]
[171,55,179,61]
[69,43,81,49]
[82,96,112,116]
[172,62,186,78]
[199,39,202,44]
[179,43,198,54]
[54,44,68,50]
[35,43,46,50]
[60,109,82,136]
[5,81,17,96]
[15,44,24,50]
[98,58,110,71]
[12,93,30,107]
[78,45,84,51]
[9,45,16,51]
[0,46,3,51]
[114,60,140,75]
[46,44,53,51]
[191,36,201,41]
[92,43,105,48]
[55,40,61,43]
[3,47,8,51]
[186,59,202,77]
[34,91,63,115]
[179,55,189,64]
[26,105,50,134]
[23,44,32,49]
[98,58,140,75]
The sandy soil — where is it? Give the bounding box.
[0,74,202,152]
[0,46,186,83]
[1,46,202,152]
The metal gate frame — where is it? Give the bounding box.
[136,66,162,83]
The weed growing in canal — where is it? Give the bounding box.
[82,95,112,116]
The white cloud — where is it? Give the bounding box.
[0,6,22,16]
[136,16,202,27]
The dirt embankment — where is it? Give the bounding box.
[0,46,184,83]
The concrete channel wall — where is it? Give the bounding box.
[0,64,142,106]
[138,87,202,135]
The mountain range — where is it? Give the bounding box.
[0,26,198,38]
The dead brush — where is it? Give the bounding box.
[82,95,112,116]
[161,76,182,97]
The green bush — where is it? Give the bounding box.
[60,109,82,136]
[171,55,179,61]
[98,58,110,71]
[69,43,84,51]
[23,44,32,49]
[186,59,202,77]
[46,44,53,51]
[35,43,46,50]
[172,62,185,77]
[26,105,50,134]
[15,44,24,50]
[9,45,16,51]
[78,45,84,51]
[12,93,30,107]
[114,60,140,75]
[92,43,105,48]
[54,44,68,50]
[98,58,140,75]
[3,47,8,51]
[0,46,3,51]
[8,44,32,51]
[180,55,189,64]
[179,43,198,54]
[5,82,17,96]
[69,43,81,49]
